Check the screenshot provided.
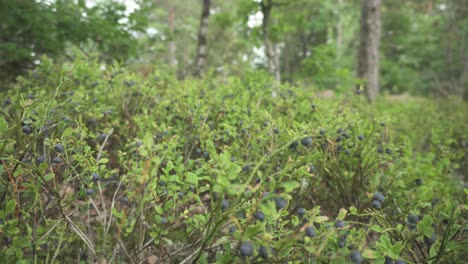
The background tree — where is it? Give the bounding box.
[194,0,211,77]
[357,0,382,102]
[0,0,149,81]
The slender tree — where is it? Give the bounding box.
[260,0,281,96]
[194,0,211,77]
[167,4,177,68]
[357,0,381,103]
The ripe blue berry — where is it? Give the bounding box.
[91,173,100,182]
[54,143,64,153]
[221,199,229,211]
[274,197,287,210]
[239,241,254,257]
[372,192,385,203]
[334,220,346,228]
[350,250,363,264]
[372,200,381,209]
[415,178,423,186]
[297,208,306,218]
[258,245,269,259]
[254,211,265,222]
[290,140,299,149]
[423,232,437,245]
[301,137,313,147]
[305,226,316,238]
[22,125,33,134]
[407,214,419,224]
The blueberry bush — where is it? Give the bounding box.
[0,57,466,263]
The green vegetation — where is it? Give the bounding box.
[0,58,466,263]
[1,0,467,263]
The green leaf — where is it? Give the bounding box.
[418,215,434,237]
[281,181,299,193]
[98,158,109,164]
[44,173,55,181]
[0,117,8,134]
[370,225,383,233]
[363,248,380,259]
[389,242,404,259]
[337,208,347,220]
[186,172,198,186]
[5,200,16,215]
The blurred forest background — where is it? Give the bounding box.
[0,0,467,100]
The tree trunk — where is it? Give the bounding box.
[194,0,211,77]
[261,0,281,96]
[357,0,381,103]
[168,4,177,68]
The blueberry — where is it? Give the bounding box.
[239,241,254,257]
[121,196,129,205]
[178,191,185,198]
[407,214,419,224]
[345,150,350,155]
[319,129,326,135]
[91,173,100,182]
[415,178,423,186]
[358,135,364,141]
[54,143,65,153]
[97,133,107,142]
[290,140,299,149]
[36,156,45,163]
[337,128,343,134]
[385,148,393,155]
[372,192,385,203]
[274,197,287,210]
[311,103,316,109]
[380,122,386,127]
[408,223,417,230]
[350,250,363,264]
[297,208,306,218]
[273,127,279,134]
[161,217,168,224]
[242,164,252,172]
[221,199,229,211]
[336,136,343,142]
[22,125,33,134]
[254,211,265,221]
[158,180,166,186]
[372,200,381,209]
[344,133,350,139]
[228,226,236,233]
[258,245,269,259]
[338,237,346,248]
[377,146,384,154]
[395,260,406,264]
[384,256,394,264]
[309,165,316,173]
[3,98,11,106]
[86,188,94,195]
[305,226,316,238]
[52,157,62,164]
[423,232,437,245]
[334,220,346,228]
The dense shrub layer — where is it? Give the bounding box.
[0,58,466,263]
